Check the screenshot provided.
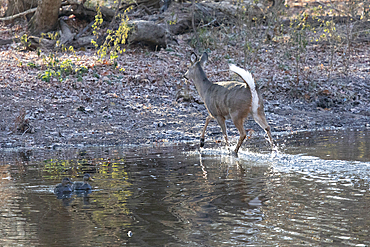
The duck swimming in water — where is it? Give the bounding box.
[54,177,73,194]
[72,173,94,191]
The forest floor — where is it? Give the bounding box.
[0,15,370,151]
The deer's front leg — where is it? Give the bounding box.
[200,116,212,147]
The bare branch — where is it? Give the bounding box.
[0,7,37,22]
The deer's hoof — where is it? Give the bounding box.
[200,138,205,147]
[231,150,238,158]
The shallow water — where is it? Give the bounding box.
[0,129,370,246]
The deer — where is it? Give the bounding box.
[184,52,274,156]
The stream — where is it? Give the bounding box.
[0,128,369,246]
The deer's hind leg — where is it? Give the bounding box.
[215,116,229,148]
[231,115,247,155]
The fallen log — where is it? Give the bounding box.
[60,3,115,22]
[0,8,37,22]
[0,38,20,45]
[0,0,269,49]
[28,36,56,50]
[128,20,169,48]
[59,19,74,46]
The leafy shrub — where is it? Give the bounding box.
[92,6,131,63]
[38,52,89,82]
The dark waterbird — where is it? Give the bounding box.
[54,177,73,199]
[72,173,94,191]
[54,177,72,194]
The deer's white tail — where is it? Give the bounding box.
[229,64,259,114]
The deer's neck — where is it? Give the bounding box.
[193,69,212,100]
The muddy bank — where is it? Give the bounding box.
[1,42,370,151]
[1,76,369,151]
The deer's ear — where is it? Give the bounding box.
[190,53,198,64]
[199,52,208,67]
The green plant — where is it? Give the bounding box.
[236,0,286,70]
[92,6,131,63]
[20,34,31,49]
[167,11,178,25]
[321,19,341,78]
[43,53,59,69]
[77,65,89,76]
[40,69,60,82]
[38,53,89,82]
[198,27,215,49]
[92,6,104,49]
[59,59,74,76]
[341,0,363,76]
[288,13,311,85]
[190,25,228,51]
[27,62,38,69]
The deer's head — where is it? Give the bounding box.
[184,52,208,81]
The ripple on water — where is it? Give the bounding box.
[0,129,369,246]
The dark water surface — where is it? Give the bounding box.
[0,129,370,246]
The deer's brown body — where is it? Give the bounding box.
[184,52,274,155]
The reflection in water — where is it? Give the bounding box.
[278,128,370,161]
[259,169,370,246]
[0,129,369,246]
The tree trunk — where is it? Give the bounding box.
[28,0,61,35]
